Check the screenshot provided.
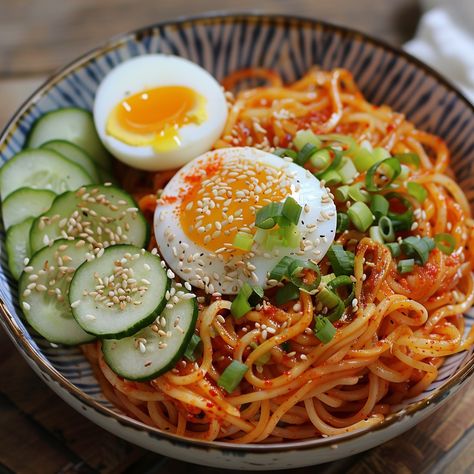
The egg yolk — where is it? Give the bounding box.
[106,86,206,151]
[177,156,292,252]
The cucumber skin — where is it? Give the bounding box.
[26,107,112,169]
[102,298,198,382]
[29,185,150,255]
[6,217,33,280]
[69,244,170,339]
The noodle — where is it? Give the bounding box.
[83,67,474,443]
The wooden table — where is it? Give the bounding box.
[0,1,473,472]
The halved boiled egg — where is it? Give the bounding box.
[93,55,228,171]
[154,147,337,294]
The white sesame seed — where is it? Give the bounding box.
[22,301,31,311]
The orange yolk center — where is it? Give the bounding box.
[116,86,200,134]
[178,157,291,252]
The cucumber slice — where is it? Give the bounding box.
[6,217,34,279]
[30,184,149,254]
[69,245,170,339]
[19,239,96,345]
[2,187,56,230]
[41,140,100,182]
[27,108,112,169]
[0,149,93,199]
[102,287,198,381]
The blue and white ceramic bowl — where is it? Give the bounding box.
[0,13,473,471]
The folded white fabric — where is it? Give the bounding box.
[404,0,474,103]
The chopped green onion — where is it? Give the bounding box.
[310,149,331,169]
[318,169,342,185]
[288,259,321,293]
[336,212,349,233]
[232,231,254,251]
[316,287,345,322]
[385,192,414,231]
[365,157,402,192]
[327,275,355,306]
[386,242,401,257]
[321,273,336,285]
[231,283,263,319]
[334,185,350,202]
[400,236,432,265]
[370,194,389,220]
[347,201,375,232]
[314,316,337,344]
[281,197,302,225]
[353,147,379,172]
[273,148,298,160]
[394,153,420,168]
[269,256,295,281]
[218,360,249,393]
[327,244,355,276]
[295,143,318,166]
[255,202,283,229]
[348,182,370,203]
[397,258,415,274]
[407,182,428,203]
[398,164,410,181]
[337,157,358,184]
[422,236,436,251]
[372,147,391,161]
[279,224,301,248]
[315,148,343,179]
[184,334,202,362]
[275,282,300,305]
[369,226,384,243]
[294,129,322,150]
[379,216,395,242]
[434,233,456,255]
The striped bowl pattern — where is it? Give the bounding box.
[0,14,473,470]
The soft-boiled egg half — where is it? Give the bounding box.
[94,55,228,171]
[154,147,337,294]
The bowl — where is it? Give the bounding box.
[0,13,473,471]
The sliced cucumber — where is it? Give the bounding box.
[30,184,149,254]
[27,108,111,169]
[2,187,56,230]
[0,149,92,199]
[19,239,96,345]
[69,245,170,339]
[102,287,198,381]
[6,217,34,279]
[41,140,100,182]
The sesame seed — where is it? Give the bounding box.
[85,314,96,321]
[22,301,31,311]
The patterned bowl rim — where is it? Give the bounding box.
[0,12,473,454]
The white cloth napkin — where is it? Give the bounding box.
[404,0,474,103]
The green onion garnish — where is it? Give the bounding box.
[232,231,254,251]
[365,157,402,192]
[385,192,414,231]
[327,244,355,276]
[315,148,343,179]
[347,201,375,232]
[400,236,433,265]
[310,149,330,170]
[249,342,272,365]
[231,283,263,319]
[295,143,317,166]
[281,197,302,225]
[423,236,436,251]
[316,287,345,321]
[334,185,350,202]
[370,194,389,220]
[336,212,349,233]
[337,157,358,184]
[327,275,355,306]
[273,148,298,160]
[394,153,420,168]
[318,168,342,185]
[293,130,322,150]
[218,360,248,393]
[397,258,415,274]
[369,225,384,243]
[353,147,379,172]
[255,202,283,229]
[407,182,428,203]
[314,316,336,343]
[269,256,295,281]
[288,259,321,293]
[184,334,202,362]
[348,182,370,203]
[434,233,456,255]
[379,216,395,242]
[275,282,300,305]
[386,242,401,257]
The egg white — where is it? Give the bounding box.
[154,147,337,295]
[93,54,228,171]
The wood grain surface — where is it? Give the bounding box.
[0,1,472,473]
